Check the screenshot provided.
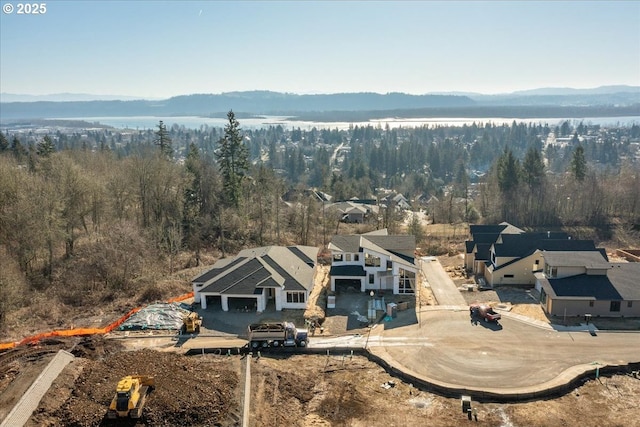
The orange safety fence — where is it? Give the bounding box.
[167,291,194,303]
[0,292,194,351]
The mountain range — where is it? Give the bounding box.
[0,86,638,121]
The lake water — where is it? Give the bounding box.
[55,115,640,130]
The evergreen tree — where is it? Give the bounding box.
[570,144,587,182]
[154,120,173,158]
[0,132,8,152]
[521,147,545,189]
[36,135,56,157]
[216,110,248,208]
[497,149,520,194]
[11,135,27,161]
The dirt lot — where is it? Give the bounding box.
[2,337,640,427]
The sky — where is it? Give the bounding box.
[1,1,639,99]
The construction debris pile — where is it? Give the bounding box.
[118,303,193,331]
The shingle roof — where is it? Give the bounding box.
[465,241,475,253]
[607,263,640,300]
[329,233,416,268]
[328,235,361,253]
[473,233,503,244]
[469,224,508,236]
[494,234,597,258]
[548,274,623,300]
[542,251,608,268]
[192,257,246,283]
[475,243,492,261]
[196,246,318,296]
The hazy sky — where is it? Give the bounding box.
[1,1,639,98]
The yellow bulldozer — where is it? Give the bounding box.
[182,311,202,334]
[106,375,155,419]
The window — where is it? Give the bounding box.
[369,274,374,284]
[610,301,621,312]
[535,260,540,265]
[345,254,351,262]
[503,274,514,278]
[398,268,415,294]
[589,301,594,307]
[365,253,380,267]
[354,254,359,262]
[333,254,343,262]
[628,301,633,308]
[286,292,306,304]
[386,260,392,270]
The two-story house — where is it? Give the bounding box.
[535,251,640,317]
[328,230,417,295]
[483,232,603,287]
[464,222,524,273]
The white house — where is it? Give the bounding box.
[328,229,417,295]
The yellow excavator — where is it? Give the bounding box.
[106,375,155,419]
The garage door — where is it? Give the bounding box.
[227,297,258,311]
[334,278,362,294]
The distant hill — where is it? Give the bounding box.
[0,92,475,120]
[0,87,638,121]
[0,93,154,102]
[508,85,640,96]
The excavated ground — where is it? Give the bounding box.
[2,336,640,427]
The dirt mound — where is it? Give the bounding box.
[49,350,240,427]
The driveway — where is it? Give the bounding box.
[419,256,467,306]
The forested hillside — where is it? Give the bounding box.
[0,116,639,337]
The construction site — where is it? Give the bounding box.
[1,257,640,427]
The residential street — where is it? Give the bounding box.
[370,308,640,392]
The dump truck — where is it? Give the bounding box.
[247,322,308,348]
[106,375,155,419]
[182,311,202,334]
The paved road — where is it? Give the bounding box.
[419,256,467,305]
[372,308,640,393]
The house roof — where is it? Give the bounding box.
[542,251,608,268]
[474,243,492,261]
[328,233,416,268]
[469,222,523,237]
[607,263,640,300]
[195,246,318,296]
[493,234,598,259]
[547,274,623,300]
[469,224,507,236]
[539,262,640,301]
[465,241,475,253]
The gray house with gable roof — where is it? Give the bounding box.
[192,245,318,312]
[535,251,640,317]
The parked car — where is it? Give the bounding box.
[469,304,501,322]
